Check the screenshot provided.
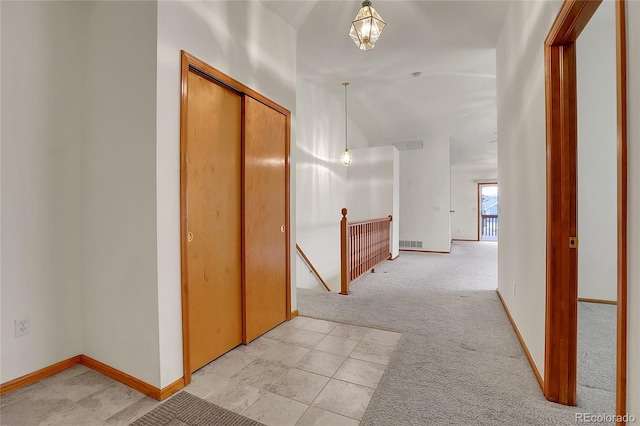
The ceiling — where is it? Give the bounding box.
[262,0,511,174]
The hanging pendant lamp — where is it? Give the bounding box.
[349,0,386,51]
[340,82,353,166]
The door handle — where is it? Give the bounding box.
[187,231,194,242]
[281,225,285,233]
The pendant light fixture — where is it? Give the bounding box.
[340,82,353,167]
[349,0,386,51]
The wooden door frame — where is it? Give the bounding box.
[180,51,292,385]
[477,182,498,241]
[544,0,627,416]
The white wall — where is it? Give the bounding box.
[626,0,640,417]
[496,0,564,378]
[1,1,85,383]
[576,0,617,302]
[156,0,297,386]
[1,0,298,390]
[1,0,161,388]
[399,136,451,253]
[346,146,400,259]
[82,1,161,387]
[450,168,497,241]
[295,79,368,292]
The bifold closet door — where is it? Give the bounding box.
[184,71,243,372]
[244,96,287,342]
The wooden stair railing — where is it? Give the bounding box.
[340,208,392,295]
[296,244,331,292]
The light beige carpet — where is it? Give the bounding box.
[298,242,611,425]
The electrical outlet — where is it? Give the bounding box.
[15,317,30,337]
[512,281,517,295]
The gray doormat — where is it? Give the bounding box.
[130,391,265,426]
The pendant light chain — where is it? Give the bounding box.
[340,82,353,166]
[344,82,349,151]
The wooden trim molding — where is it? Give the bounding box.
[399,249,450,254]
[285,111,292,321]
[497,290,544,390]
[159,377,187,401]
[0,355,184,401]
[81,355,182,401]
[290,310,299,319]
[296,244,331,292]
[545,0,602,45]
[615,0,628,420]
[182,51,289,116]
[578,297,617,305]
[241,93,248,346]
[179,50,193,386]
[544,0,600,406]
[82,356,184,401]
[544,0,627,412]
[0,355,82,396]
[81,355,161,399]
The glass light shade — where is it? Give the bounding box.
[349,1,386,51]
[340,148,353,166]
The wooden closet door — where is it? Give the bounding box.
[244,96,287,342]
[184,71,242,372]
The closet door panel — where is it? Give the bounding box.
[184,71,243,371]
[244,96,287,342]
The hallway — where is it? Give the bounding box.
[298,242,585,425]
[0,243,619,425]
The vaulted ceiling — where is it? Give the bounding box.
[263,0,511,174]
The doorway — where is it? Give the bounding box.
[575,0,618,413]
[477,183,498,241]
[180,51,291,385]
[543,0,627,415]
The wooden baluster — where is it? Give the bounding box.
[360,224,363,274]
[353,225,360,278]
[366,223,370,271]
[353,224,357,280]
[368,223,371,269]
[373,223,376,265]
[376,222,380,263]
[359,224,363,276]
[381,221,384,261]
[371,223,374,268]
[353,224,357,279]
[351,224,355,281]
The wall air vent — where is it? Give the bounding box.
[399,240,423,248]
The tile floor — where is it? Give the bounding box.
[0,316,401,426]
